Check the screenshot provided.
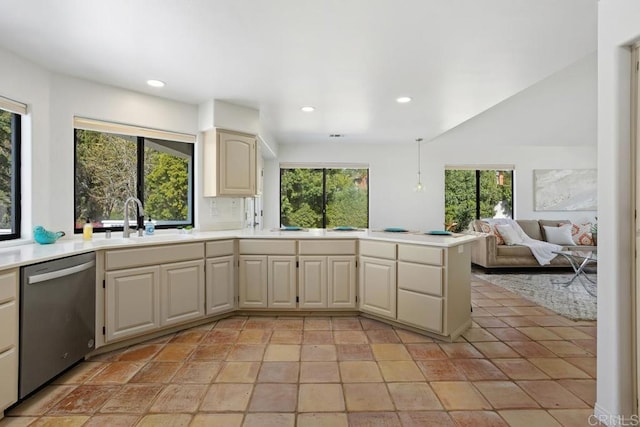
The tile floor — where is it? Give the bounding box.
[1,276,598,427]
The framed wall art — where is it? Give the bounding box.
[533,169,597,211]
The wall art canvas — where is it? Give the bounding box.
[534,169,597,211]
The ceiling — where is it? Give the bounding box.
[0,0,597,145]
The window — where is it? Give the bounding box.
[0,97,23,241]
[444,168,514,232]
[74,120,194,233]
[280,166,369,228]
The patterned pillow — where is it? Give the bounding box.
[479,222,505,245]
[571,223,594,245]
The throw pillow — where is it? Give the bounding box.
[543,224,575,246]
[571,223,594,245]
[479,221,505,245]
[495,224,523,245]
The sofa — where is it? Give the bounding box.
[470,219,597,270]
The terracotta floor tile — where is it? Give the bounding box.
[199,383,253,411]
[7,385,76,416]
[564,357,597,377]
[548,409,603,427]
[128,362,181,383]
[0,416,40,426]
[472,341,520,358]
[430,381,491,410]
[202,329,240,344]
[378,361,424,382]
[473,298,504,307]
[470,307,493,317]
[331,317,362,330]
[263,344,301,361]
[499,298,536,307]
[348,412,401,426]
[439,343,484,359]
[387,382,442,410]
[528,315,574,327]
[365,329,400,343]
[462,328,499,342]
[52,362,105,385]
[339,361,383,382]
[29,416,90,427]
[214,317,247,329]
[556,379,597,405]
[215,361,260,383]
[507,341,557,358]
[343,383,394,411]
[511,306,553,316]
[274,318,304,330]
[298,384,346,412]
[148,384,207,412]
[169,329,206,344]
[226,344,266,361]
[516,381,589,409]
[405,343,448,360]
[270,330,302,344]
[244,317,276,329]
[171,361,222,383]
[574,325,597,338]
[394,329,434,343]
[416,360,467,381]
[484,306,519,316]
[303,317,332,330]
[546,327,594,340]
[190,413,243,427]
[303,331,334,345]
[492,358,550,380]
[301,344,337,361]
[473,381,539,409]
[248,383,297,412]
[49,385,119,415]
[300,361,340,383]
[371,343,412,360]
[499,317,538,327]
[82,414,139,427]
[152,344,196,362]
[117,344,163,361]
[257,362,300,383]
[333,330,368,344]
[336,344,374,360]
[538,340,592,357]
[236,329,272,344]
[243,413,295,427]
[190,344,232,361]
[397,411,456,426]
[297,413,348,426]
[528,358,591,379]
[360,317,393,330]
[452,359,508,381]
[498,409,562,426]
[473,317,510,328]
[85,361,142,385]
[449,411,509,427]
[572,338,597,355]
[517,327,563,341]
[136,413,192,427]
[99,384,162,413]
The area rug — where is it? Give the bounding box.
[473,272,597,321]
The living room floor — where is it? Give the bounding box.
[2,277,598,427]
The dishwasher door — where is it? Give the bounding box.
[19,252,96,399]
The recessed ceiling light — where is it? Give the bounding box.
[396,96,412,103]
[147,79,165,88]
[329,134,344,138]
[301,106,315,112]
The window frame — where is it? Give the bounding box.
[0,111,21,241]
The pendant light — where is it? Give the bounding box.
[414,138,424,192]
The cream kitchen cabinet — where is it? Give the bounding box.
[358,240,397,319]
[268,256,297,308]
[0,269,18,415]
[103,243,205,343]
[205,240,236,316]
[203,128,257,197]
[238,255,268,308]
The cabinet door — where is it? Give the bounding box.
[106,266,160,342]
[160,260,205,327]
[359,256,396,319]
[206,255,236,315]
[239,255,268,308]
[0,348,17,411]
[268,256,297,308]
[218,131,256,196]
[298,256,327,308]
[328,256,356,308]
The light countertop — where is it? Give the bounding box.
[0,229,478,270]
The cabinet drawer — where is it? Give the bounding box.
[0,347,18,410]
[239,239,296,255]
[397,244,443,266]
[397,289,443,333]
[0,301,16,353]
[105,243,205,270]
[359,240,396,259]
[206,240,235,258]
[397,262,443,296]
[298,240,356,255]
[0,269,17,304]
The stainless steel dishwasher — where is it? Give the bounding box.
[19,252,96,399]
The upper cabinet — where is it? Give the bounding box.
[203,129,257,197]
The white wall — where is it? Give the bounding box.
[264,54,597,229]
[596,0,639,422]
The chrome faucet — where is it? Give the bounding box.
[123,197,144,238]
